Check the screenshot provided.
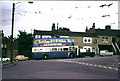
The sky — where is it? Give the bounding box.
[0,1,119,37]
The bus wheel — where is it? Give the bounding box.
[69,53,74,58]
[43,55,48,60]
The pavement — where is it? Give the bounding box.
[0,62,16,68]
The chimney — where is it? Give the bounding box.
[91,23,95,32]
[92,23,95,29]
[52,23,56,31]
[0,30,4,37]
[105,25,111,30]
[57,23,59,30]
[85,26,88,32]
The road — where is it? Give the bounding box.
[2,55,120,80]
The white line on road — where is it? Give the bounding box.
[56,60,119,71]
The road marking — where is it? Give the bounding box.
[78,62,82,64]
[89,64,93,66]
[94,64,97,67]
[85,63,89,65]
[113,68,119,71]
[98,65,102,68]
[108,67,113,70]
[75,61,79,63]
[71,61,76,63]
[82,62,85,65]
[103,66,107,68]
[56,60,119,71]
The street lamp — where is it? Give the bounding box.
[10,2,33,63]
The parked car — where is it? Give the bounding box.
[99,50,113,56]
[80,52,95,57]
[15,55,29,61]
[79,49,95,57]
[0,58,10,61]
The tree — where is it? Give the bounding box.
[17,30,33,58]
[58,27,70,32]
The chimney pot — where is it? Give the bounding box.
[105,25,111,30]
[86,26,88,32]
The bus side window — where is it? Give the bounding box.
[68,39,70,42]
[69,47,72,51]
[50,48,52,52]
[34,40,39,44]
[69,39,72,42]
[61,48,62,51]
[46,48,51,52]
[50,39,52,43]
[58,48,62,51]
[40,40,44,43]
[63,39,66,42]
[39,49,42,52]
[43,40,45,43]
[56,39,59,43]
[73,47,75,51]
[63,48,68,51]
[66,39,68,42]
[46,40,51,43]
[52,48,57,51]
[40,40,42,43]
[52,39,56,43]
[34,49,37,52]
[58,39,61,43]
[59,39,62,43]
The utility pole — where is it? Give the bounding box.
[11,3,15,63]
[10,2,33,63]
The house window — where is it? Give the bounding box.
[102,37,109,43]
[84,39,87,42]
[94,39,97,44]
[102,37,104,42]
[83,46,92,52]
[42,35,51,38]
[83,37,92,43]
[106,37,108,41]
[88,39,91,42]
[35,35,41,38]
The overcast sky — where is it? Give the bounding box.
[0,1,119,37]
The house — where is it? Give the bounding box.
[34,23,120,55]
[86,23,120,54]
[0,30,18,59]
[0,30,7,58]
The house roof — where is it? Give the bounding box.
[34,28,120,38]
[34,30,97,37]
[94,29,120,37]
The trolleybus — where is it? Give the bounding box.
[32,37,76,59]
